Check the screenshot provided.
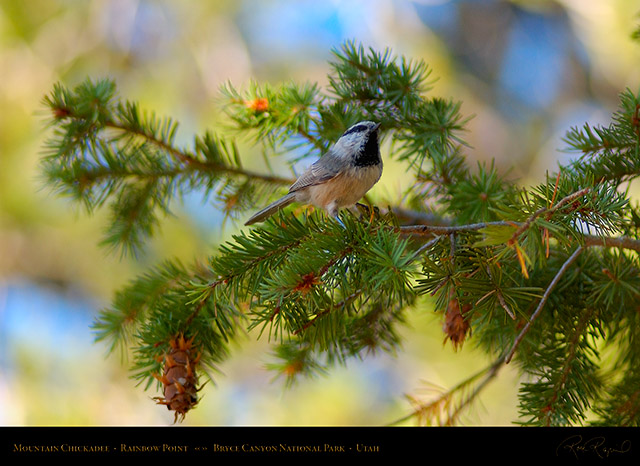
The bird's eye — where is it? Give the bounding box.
[342,124,367,136]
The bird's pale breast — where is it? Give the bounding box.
[305,164,382,209]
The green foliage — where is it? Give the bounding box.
[563,87,640,184]
[42,40,640,426]
[448,161,512,223]
[42,78,289,256]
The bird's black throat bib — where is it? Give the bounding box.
[354,132,381,167]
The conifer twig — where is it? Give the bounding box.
[293,288,363,335]
[540,307,596,426]
[397,221,507,235]
[583,234,640,252]
[504,246,584,364]
[398,188,592,236]
[397,222,640,253]
[391,355,504,426]
[444,356,503,425]
[509,188,591,243]
[52,104,294,187]
[106,118,294,186]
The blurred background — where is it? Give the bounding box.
[1,0,639,425]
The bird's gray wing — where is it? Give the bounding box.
[288,151,342,193]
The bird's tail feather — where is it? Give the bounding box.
[244,193,297,225]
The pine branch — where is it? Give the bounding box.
[563,88,640,184]
[220,80,328,155]
[42,78,293,254]
[518,304,602,426]
[40,40,640,425]
[505,246,584,364]
[52,90,294,186]
[394,357,503,426]
[399,222,640,253]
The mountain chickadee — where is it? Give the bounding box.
[244,121,383,226]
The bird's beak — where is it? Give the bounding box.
[374,122,381,131]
